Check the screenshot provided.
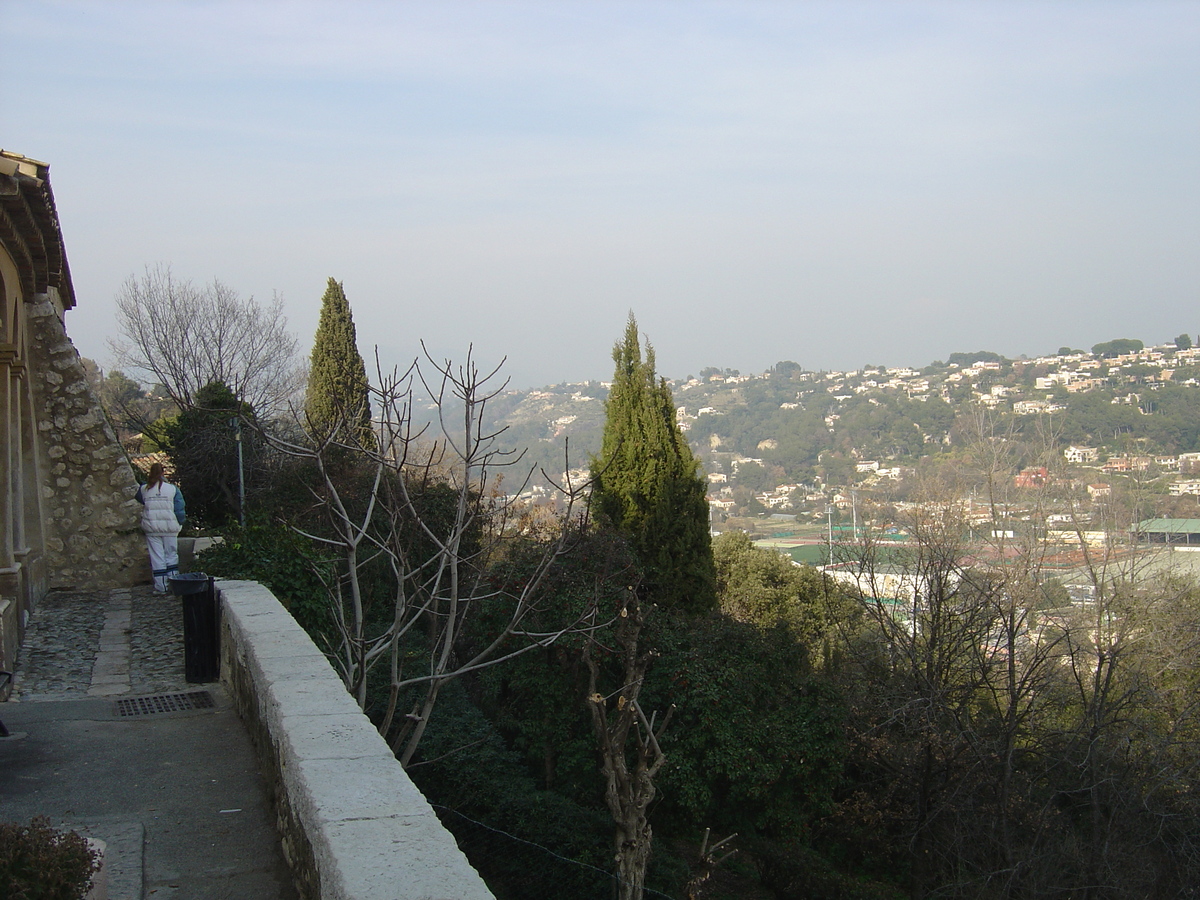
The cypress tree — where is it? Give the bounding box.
[304,278,374,449]
[590,314,716,614]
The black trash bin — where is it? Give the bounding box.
[168,573,220,683]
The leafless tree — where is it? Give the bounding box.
[264,345,601,768]
[583,586,672,900]
[836,485,1006,895]
[110,264,302,417]
[830,406,1200,896]
[1027,469,1200,896]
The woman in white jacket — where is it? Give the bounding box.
[136,462,187,592]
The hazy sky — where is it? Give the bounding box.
[4,2,1198,389]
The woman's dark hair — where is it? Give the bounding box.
[147,462,165,490]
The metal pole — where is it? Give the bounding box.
[237,431,245,526]
[230,416,245,527]
[827,504,834,566]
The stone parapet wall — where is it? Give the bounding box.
[217,579,495,900]
[26,296,144,590]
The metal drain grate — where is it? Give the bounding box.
[115,691,215,717]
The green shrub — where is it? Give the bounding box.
[0,816,101,900]
[197,523,331,635]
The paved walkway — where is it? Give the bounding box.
[13,586,189,701]
[1,586,298,900]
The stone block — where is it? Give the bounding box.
[87,682,129,697]
[222,618,334,693]
[266,676,360,721]
[317,818,493,900]
[217,581,282,613]
[286,755,433,825]
[229,605,316,646]
[248,645,339,692]
[88,671,130,688]
[275,712,395,768]
[92,651,129,679]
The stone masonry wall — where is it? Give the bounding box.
[26,296,145,590]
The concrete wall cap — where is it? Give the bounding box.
[285,755,435,825]
[276,712,398,766]
[319,818,493,900]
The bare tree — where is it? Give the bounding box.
[953,405,1071,886]
[1029,472,1200,896]
[684,829,738,900]
[830,406,1200,896]
[110,264,302,417]
[836,486,1005,896]
[584,586,671,900]
[264,346,601,768]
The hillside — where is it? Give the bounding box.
[487,339,1200,517]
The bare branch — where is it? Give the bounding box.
[110,264,302,416]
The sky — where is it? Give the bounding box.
[3,1,1198,390]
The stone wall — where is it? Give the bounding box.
[217,579,495,900]
[26,297,144,590]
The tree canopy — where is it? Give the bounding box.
[712,531,852,645]
[162,380,258,527]
[1092,338,1144,357]
[111,265,300,417]
[590,314,716,613]
[946,350,1007,367]
[304,278,374,448]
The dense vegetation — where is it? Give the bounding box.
[204,475,1200,899]
[0,817,100,900]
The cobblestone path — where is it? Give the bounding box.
[13,585,187,700]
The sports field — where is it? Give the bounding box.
[752,523,838,566]
[752,523,913,567]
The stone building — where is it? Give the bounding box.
[0,150,143,675]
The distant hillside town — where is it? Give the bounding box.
[488,336,1200,531]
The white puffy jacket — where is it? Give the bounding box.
[137,481,185,536]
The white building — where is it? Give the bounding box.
[1064,445,1099,464]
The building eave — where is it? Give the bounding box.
[0,150,76,311]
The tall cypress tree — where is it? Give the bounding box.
[590,314,716,614]
[304,278,374,449]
